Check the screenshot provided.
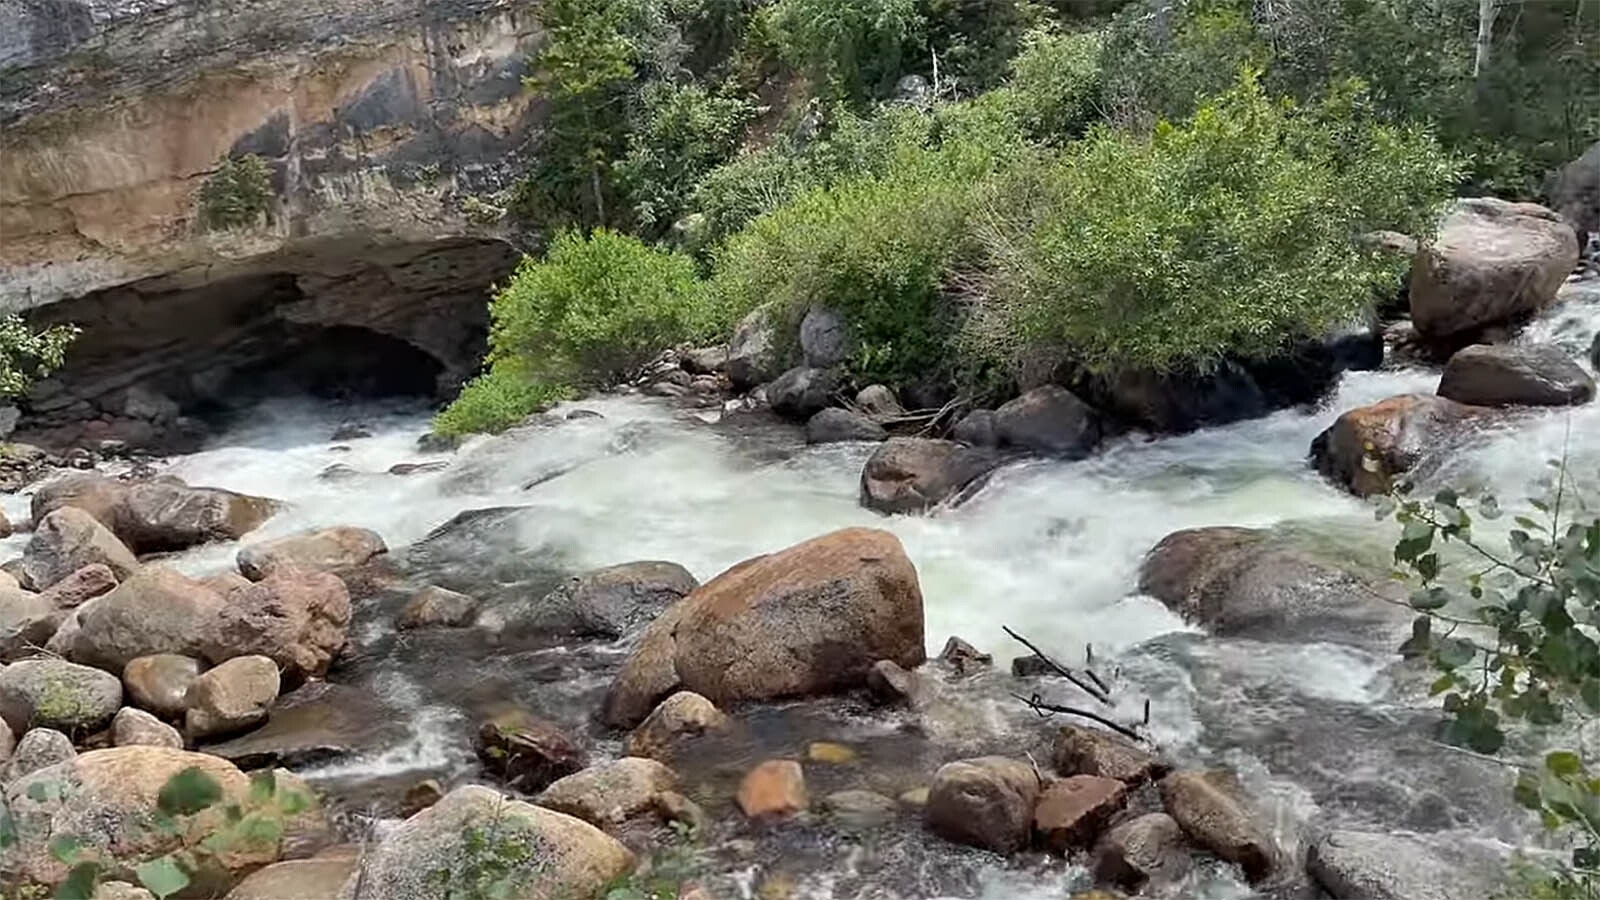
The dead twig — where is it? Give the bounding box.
[1011,692,1148,744]
[1004,625,1111,706]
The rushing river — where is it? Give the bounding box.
[5,279,1596,898]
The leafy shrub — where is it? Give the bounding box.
[616,82,754,234]
[994,27,1104,141]
[968,72,1458,377]
[199,155,273,230]
[0,315,77,398]
[1100,1,1264,124]
[437,229,716,435]
[766,0,923,100]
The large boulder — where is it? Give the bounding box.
[1437,343,1595,407]
[1086,364,1266,434]
[1310,394,1488,497]
[800,305,854,368]
[122,654,203,718]
[768,366,840,421]
[22,507,138,591]
[185,655,281,740]
[236,526,388,581]
[806,408,887,444]
[110,707,183,749]
[1053,725,1164,785]
[860,437,999,515]
[1410,198,1580,339]
[1547,140,1600,243]
[726,307,779,391]
[1137,526,1406,646]
[337,785,634,900]
[2,748,323,894]
[71,568,226,671]
[538,757,679,829]
[1093,812,1191,891]
[0,657,122,734]
[925,756,1041,854]
[1160,770,1277,883]
[480,561,697,641]
[476,708,588,795]
[199,571,351,683]
[1306,829,1508,900]
[602,528,925,728]
[993,386,1102,457]
[32,474,279,554]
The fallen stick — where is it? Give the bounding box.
[1003,626,1111,706]
[1011,692,1147,744]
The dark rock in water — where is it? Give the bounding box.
[950,409,997,447]
[1438,343,1595,407]
[416,432,461,453]
[1086,364,1264,434]
[397,585,479,629]
[1160,770,1278,883]
[318,464,360,482]
[1011,654,1052,677]
[993,386,1101,456]
[824,789,899,829]
[900,379,955,412]
[389,461,449,476]
[768,367,839,421]
[860,438,1000,515]
[1307,829,1508,900]
[937,636,991,676]
[331,423,372,441]
[1592,331,1600,369]
[406,506,566,604]
[1093,812,1191,891]
[477,707,588,794]
[1311,394,1490,497]
[201,682,406,768]
[566,409,604,420]
[805,408,887,444]
[1138,526,1406,647]
[866,659,931,708]
[925,756,1040,854]
[480,561,697,641]
[800,305,853,368]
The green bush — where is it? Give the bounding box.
[766,0,923,100]
[0,315,78,398]
[969,72,1458,377]
[437,229,717,435]
[994,27,1104,141]
[616,82,754,234]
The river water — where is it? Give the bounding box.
[5,279,1596,898]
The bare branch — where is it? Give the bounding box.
[1011,692,1148,744]
[1003,625,1111,706]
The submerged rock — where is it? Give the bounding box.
[339,785,633,900]
[824,789,898,829]
[925,756,1041,854]
[397,585,479,629]
[1410,198,1579,339]
[625,691,727,762]
[1093,812,1191,891]
[202,682,406,769]
[602,528,925,728]
[860,437,999,515]
[1437,343,1595,407]
[477,707,588,795]
[1306,829,1508,900]
[1311,394,1489,497]
[738,759,809,819]
[481,561,697,641]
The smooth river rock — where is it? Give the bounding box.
[860,437,999,515]
[1437,343,1595,407]
[1310,394,1489,497]
[236,526,388,580]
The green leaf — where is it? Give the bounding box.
[48,833,84,865]
[1548,751,1585,777]
[1515,771,1544,809]
[158,767,223,816]
[1429,673,1455,695]
[1415,552,1439,583]
[135,856,191,900]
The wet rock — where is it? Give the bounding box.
[388,461,448,476]
[1093,812,1191,891]
[768,366,840,421]
[111,706,182,749]
[0,587,63,662]
[0,658,121,734]
[339,785,633,900]
[0,511,10,540]
[1306,829,1508,900]
[1310,394,1488,497]
[950,409,998,447]
[236,526,388,581]
[1053,725,1163,785]
[856,384,905,419]
[653,790,708,833]
[866,659,932,707]
[726,307,779,391]
[1549,140,1600,242]
[4,747,323,894]
[1160,770,1277,882]
[198,571,253,596]
[682,346,729,375]
[602,528,925,728]
[625,691,727,761]
[32,473,278,554]
[860,437,999,515]
[1138,526,1405,646]
[824,790,898,829]
[1411,198,1579,339]
[647,381,689,399]
[807,741,857,765]
[738,759,809,819]
[199,570,351,683]
[483,561,697,641]
[805,408,887,443]
[1438,343,1595,407]
[317,464,360,482]
[938,636,991,676]
[22,507,138,591]
[226,855,357,900]
[1012,654,1052,677]
[416,432,461,453]
[202,682,406,769]
[37,563,118,610]
[925,756,1041,854]
[185,655,280,740]
[330,422,372,441]
[403,779,445,816]
[69,567,225,671]
[566,408,605,420]
[3,727,75,781]
[538,757,678,828]
[477,707,588,794]
[1033,775,1128,853]
[993,386,1102,457]
[1087,363,1267,435]
[397,585,479,629]
[122,654,203,718]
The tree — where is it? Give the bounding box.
[0,315,78,399]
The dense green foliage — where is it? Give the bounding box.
[766,0,922,100]
[199,154,273,230]
[0,315,78,398]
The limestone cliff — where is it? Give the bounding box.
[0,0,547,448]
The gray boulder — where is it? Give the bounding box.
[1307,829,1508,900]
[726,307,779,390]
[1160,770,1277,883]
[950,409,997,447]
[768,367,839,421]
[993,386,1101,457]
[481,561,696,641]
[236,526,387,581]
[925,756,1041,854]
[110,707,182,749]
[860,438,999,515]
[800,306,854,368]
[0,658,122,734]
[806,408,887,444]
[2,727,74,781]
[71,568,225,672]
[1548,140,1600,243]
[22,507,138,591]
[1438,343,1595,407]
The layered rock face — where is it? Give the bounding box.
[1,0,548,448]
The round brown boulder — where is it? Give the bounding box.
[1438,343,1595,407]
[185,655,281,740]
[32,474,278,555]
[625,691,727,761]
[199,571,351,683]
[602,528,925,728]
[71,568,226,672]
[123,654,203,718]
[538,757,678,829]
[737,759,809,819]
[860,438,999,515]
[1159,769,1278,883]
[236,526,388,581]
[111,706,183,749]
[22,507,138,591]
[925,756,1041,854]
[1310,394,1488,497]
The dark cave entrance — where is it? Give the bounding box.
[221,325,447,403]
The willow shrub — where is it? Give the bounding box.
[435,229,715,435]
[968,72,1459,378]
